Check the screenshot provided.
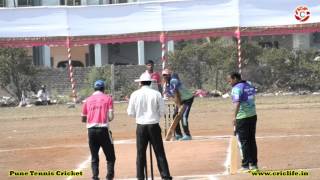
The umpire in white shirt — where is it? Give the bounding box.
[127,73,172,180]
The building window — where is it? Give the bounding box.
[118,0,127,3]
[110,0,127,3]
[0,0,6,7]
[18,0,41,6]
[60,0,81,5]
[312,32,320,44]
[87,0,98,5]
[258,41,279,49]
[110,44,120,54]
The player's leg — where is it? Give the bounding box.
[136,124,149,180]
[248,115,258,169]
[88,128,100,180]
[148,124,172,180]
[236,119,250,169]
[100,128,116,180]
[181,97,194,140]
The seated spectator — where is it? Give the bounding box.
[35,85,50,105]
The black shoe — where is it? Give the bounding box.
[250,164,259,171]
[162,176,172,180]
[238,166,250,173]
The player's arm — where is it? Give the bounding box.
[81,101,88,123]
[155,73,162,92]
[37,90,42,98]
[233,102,240,125]
[127,94,136,117]
[81,115,87,123]
[231,88,241,125]
[170,79,182,106]
[108,98,114,122]
[108,110,114,122]
[158,93,165,117]
[163,84,174,97]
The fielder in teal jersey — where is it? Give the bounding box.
[227,72,258,171]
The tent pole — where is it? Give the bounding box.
[66,37,77,103]
[235,27,242,74]
[160,32,167,70]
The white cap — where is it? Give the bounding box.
[134,73,154,82]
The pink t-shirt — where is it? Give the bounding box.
[82,91,113,128]
[144,71,161,84]
[151,72,161,84]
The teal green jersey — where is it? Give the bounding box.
[231,81,256,119]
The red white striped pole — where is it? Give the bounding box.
[235,27,242,74]
[66,37,77,103]
[160,32,167,69]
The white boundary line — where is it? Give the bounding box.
[2,134,320,153]
[2,134,319,179]
[64,134,320,180]
[0,144,87,153]
[0,139,136,153]
[66,155,91,180]
[224,137,232,175]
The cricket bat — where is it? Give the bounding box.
[165,105,186,141]
[229,126,238,174]
[164,90,184,141]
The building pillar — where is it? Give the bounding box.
[293,34,310,50]
[94,44,102,67]
[43,46,51,67]
[101,44,109,65]
[81,0,87,5]
[40,0,60,6]
[6,0,17,7]
[167,40,174,53]
[138,40,145,65]
[87,0,103,5]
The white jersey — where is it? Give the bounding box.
[37,89,49,102]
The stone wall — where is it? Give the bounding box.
[36,67,92,96]
[35,65,163,97]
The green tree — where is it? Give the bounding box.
[79,67,112,98]
[167,38,320,93]
[0,48,38,100]
[256,48,320,91]
[257,48,294,90]
[169,38,238,91]
[168,44,203,89]
[287,49,320,91]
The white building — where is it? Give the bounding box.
[0,0,175,68]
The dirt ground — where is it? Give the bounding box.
[1,95,320,180]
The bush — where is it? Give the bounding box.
[0,48,39,101]
[168,38,320,93]
[79,67,112,99]
[169,38,238,92]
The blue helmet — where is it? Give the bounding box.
[94,80,105,89]
[170,73,181,89]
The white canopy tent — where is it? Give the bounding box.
[0,0,319,46]
[0,0,319,100]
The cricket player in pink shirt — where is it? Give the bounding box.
[81,80,116,180]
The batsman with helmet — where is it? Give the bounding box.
[81,80,116,180]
